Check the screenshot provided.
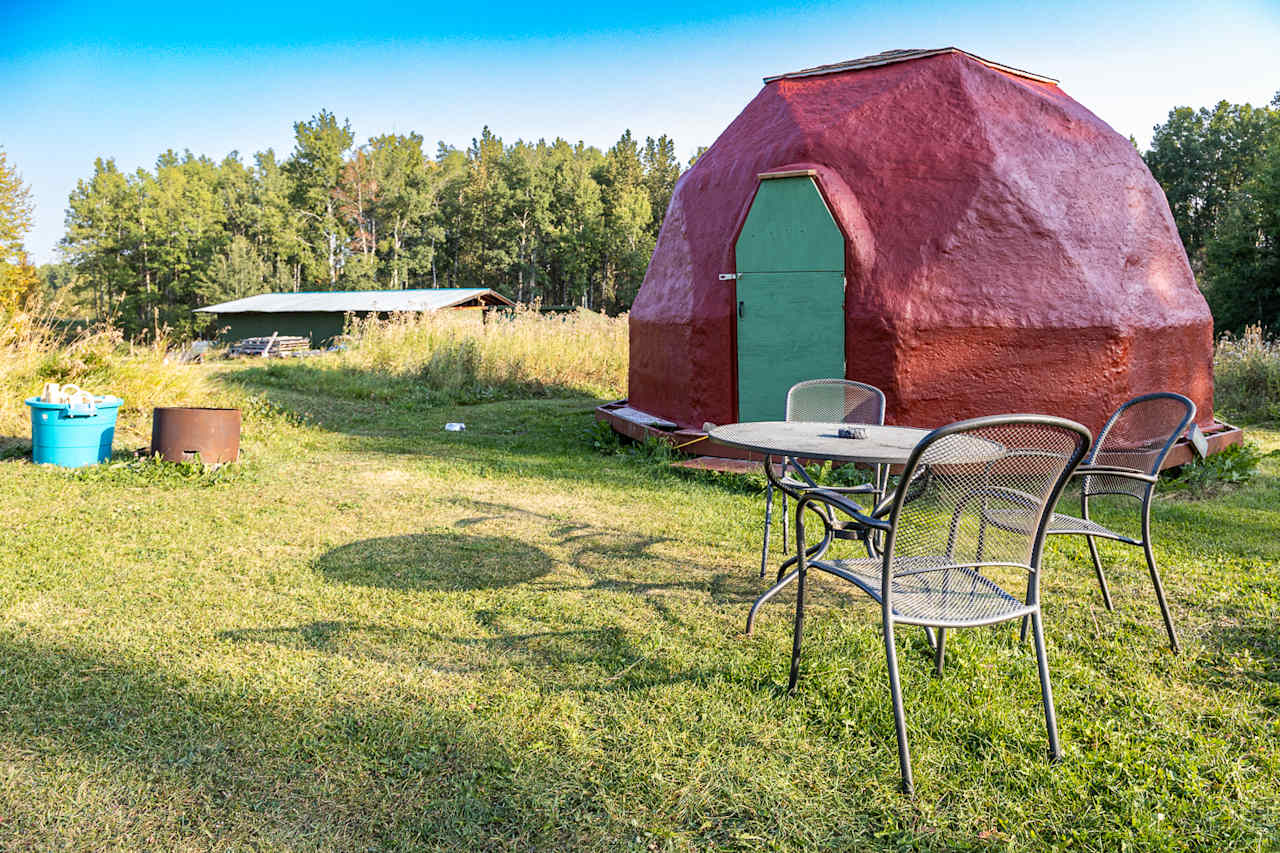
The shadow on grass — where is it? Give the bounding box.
[447,496,769,606]
[0,434,31,460]
[214,616,722,695]
[1191,593,1280,709]
[0,632,604,848]
[314,532,553,591]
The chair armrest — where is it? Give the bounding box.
[778,479,878,495]
[826,483,879,494]
[1072,464,1158,484]
[797,489,892,532]
[782,458,820,489]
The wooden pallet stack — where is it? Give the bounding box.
[228,334,311,358]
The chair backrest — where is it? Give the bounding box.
[1090,392,1196,473]
[881,415,1091,607]
[786,379,885,425]
[1082,393,1195,500]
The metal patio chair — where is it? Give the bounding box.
[787,415,1091,794]
[759,379,886,577]
[1035,393,1195,652]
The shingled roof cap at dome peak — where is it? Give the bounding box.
[763,47,1058,85]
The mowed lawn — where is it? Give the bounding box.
[1,372,1278,850]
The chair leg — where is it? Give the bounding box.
[883,620,914,795]
[1030,609,1062,762]
[787,564,807,692]
[1142,534,1180,653]
[1085,535,1114,611]
[933,627,946,675]
[760,482,774,579]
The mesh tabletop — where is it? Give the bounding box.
[708,421,1003,466]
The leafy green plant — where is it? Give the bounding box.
[1164,441,1272,496]
[587,421,678,468]
[630,433,675,465]
[796,460,876,489]
[588,418,625,455]
[67,452,253,487]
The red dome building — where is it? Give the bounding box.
[602,48,1236,462]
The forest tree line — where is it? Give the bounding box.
[14,90,1280,340]
[50,111,697,338]
[1143,91,1280,334]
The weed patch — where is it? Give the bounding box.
[1165,441,1275,497]
[67,453,255,487]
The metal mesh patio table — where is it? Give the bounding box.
[709,421,1004,633]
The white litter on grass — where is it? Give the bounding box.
[444,423,466,432]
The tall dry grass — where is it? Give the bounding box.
[1214,324,1280,424]
[0,311,237,448]
[0,305,628,455]
[331,307,627,401]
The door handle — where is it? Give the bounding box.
[738,301,744,318]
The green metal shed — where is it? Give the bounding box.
[194,288,516,347]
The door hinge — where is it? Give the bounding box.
[719,273,738,281]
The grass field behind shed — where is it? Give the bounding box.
[0,314,1278,849]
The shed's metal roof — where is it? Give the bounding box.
[764,47,1058,85]
[194,288,514,314]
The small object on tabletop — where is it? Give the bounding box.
[837,427,868,439]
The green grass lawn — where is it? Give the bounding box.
[1,370,1278,850]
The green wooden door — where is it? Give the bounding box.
[735,174,845,421]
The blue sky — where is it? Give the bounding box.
[3,0,1278,263]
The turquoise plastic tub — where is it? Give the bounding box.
[26,396,123,467]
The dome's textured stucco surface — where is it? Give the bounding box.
[628,51,1213,434]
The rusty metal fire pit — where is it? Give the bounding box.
[151,407,241,463]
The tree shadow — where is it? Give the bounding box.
[445,496,767,605]
[1191,600,1280,709]
[216,620,420,663]
[215,613,722,696]
[0,631,593,848]
[314,532,553,591]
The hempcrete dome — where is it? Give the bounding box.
[627,48,1215,435]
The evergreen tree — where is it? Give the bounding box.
[596,130,652,311]
[0,149,39,312]
[368,133,437,289]
[286,110,354,288]
[642,134,680,239]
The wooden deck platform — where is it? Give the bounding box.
[595,399,1243,472]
